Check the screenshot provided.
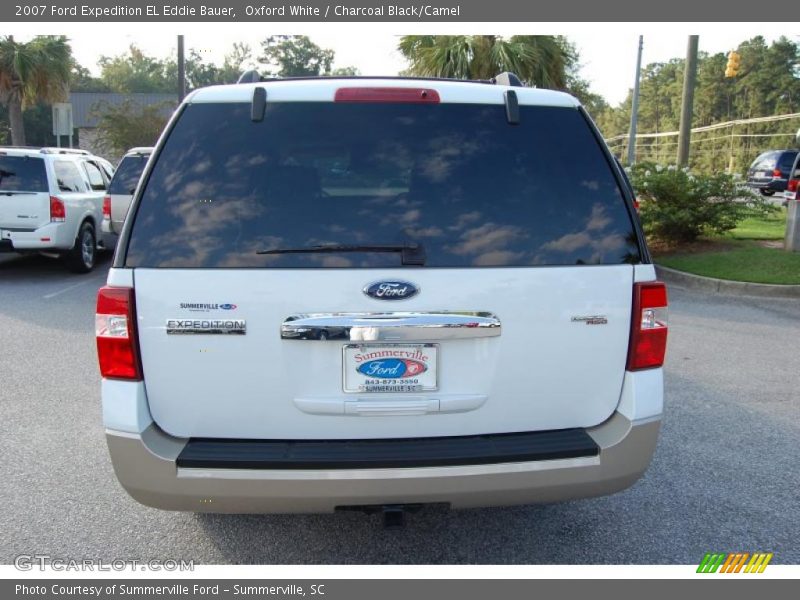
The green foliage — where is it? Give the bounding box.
[629,161,776,243]
[331,66,361,77]
[92,99,172,156]
[597,36,800,175]
[397,35,569,89]
[97,45,172,93]
[0,102,53,145]
[0,35,73,144]
[0,35,72,106]
[93,43,254,94]
[259,36,334,77]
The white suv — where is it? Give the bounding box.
[0,147,114,272]
[97,75,668,518]
[101,147,153,236]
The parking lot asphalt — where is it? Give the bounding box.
[1,253,798,565]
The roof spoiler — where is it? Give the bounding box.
[236,71,525,87]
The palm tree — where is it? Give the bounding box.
[0,35,72,145]
[398,35,569,89]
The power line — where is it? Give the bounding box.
[605,112,800,142]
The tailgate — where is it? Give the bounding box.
[0,154,51,230]
[135,266,633,439]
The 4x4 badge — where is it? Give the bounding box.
[363,281,419,301]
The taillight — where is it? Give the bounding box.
[633,198,640,212]
[102,196,111,219]
[772,169,782,178]
[627,281,668,371]
[334,87,440,103]
[96,287,142,380]
[788,179,799,193]
[50,196,65,222]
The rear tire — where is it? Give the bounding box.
[65,221,96,273]
[760,189,775,196]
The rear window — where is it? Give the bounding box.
[109,154,149,195]
[753,152,779,170]
[125,101,640,268]
[0,155,48,192]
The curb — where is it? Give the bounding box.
[655,265,800,299]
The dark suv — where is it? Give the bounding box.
[746,150,799,196]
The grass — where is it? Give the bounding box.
[657,242,800,285]
[654,209,800,285]
[726,209,787,240]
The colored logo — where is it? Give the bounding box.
[697,552,773,574]
[357,358,427,379]
[219,304,237,310]
[363,281,419,301]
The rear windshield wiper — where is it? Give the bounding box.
[256,242,426,266]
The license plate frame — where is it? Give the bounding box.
[342,343,439,393]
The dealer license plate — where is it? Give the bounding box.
[343,344,438,393]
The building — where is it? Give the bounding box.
[69,92,176,163]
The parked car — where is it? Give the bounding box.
[96,75,667,518]
[102,147,153,236]
[746,149,799,196]
[0,147,115,272]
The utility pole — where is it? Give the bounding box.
[627,35,644,166]
[676,35,699,168]
[177,35,186,102]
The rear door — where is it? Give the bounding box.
[0,154,51,231]
[123,92,643,440]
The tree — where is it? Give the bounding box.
[597,36,800,174]
[0,35,72,145]
[220,42,254,83]
[332,66,361,77]
[70,62,109,92]
[92,99,172,156]
[97,45,171,93]
[259,35,334,77]
[397,35,569,89]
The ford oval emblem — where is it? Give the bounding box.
[357,358,427,378]
[363,281,419,301]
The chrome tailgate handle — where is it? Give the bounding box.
[281,311,501,341]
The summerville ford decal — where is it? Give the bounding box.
[166,319,246,335]
[357,357,428,378]
[344,344,438,393]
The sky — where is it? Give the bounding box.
[11,23,787,106]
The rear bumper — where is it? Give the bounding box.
[0,223,73,251]
[105,412,660,513]
[747,179,787,192]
